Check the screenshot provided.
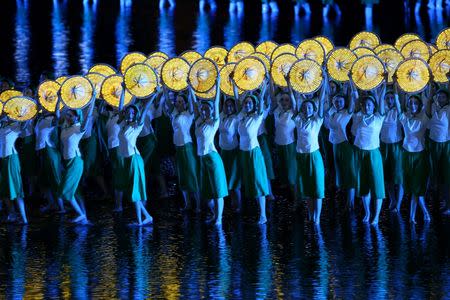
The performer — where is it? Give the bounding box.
[163,88,201,212]
[289,74,328,225]
[190,78,228,226]
[234,80,270,224]
[351,80,386,225]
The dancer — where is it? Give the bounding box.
[288,74,328,225]
[190,78,228,226]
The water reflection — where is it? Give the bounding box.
[6,227,27,299]
[79,0,97,74]
[14,0,30,85]
[52,0,69,77]
[224,7,243,50]
[291,14,311,45]
[158,7,176,57]
[259,10,278,43]
[193,11,212,54]
[116,0,133,65]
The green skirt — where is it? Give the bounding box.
[199,152,229,200]
[380,142,403,185]
[19,136,37,177]
[240,147,269,198]
[403,151,428,196]
[333,141,357,189]
[175,143,199,193]
[136,133,157,165]
[123,154,147,202]
[38,146,62,192]
[277,143,297,186]
[428,140,450,185]
[220,148,241,190]
[258,134,275,180]
[80,134,98,177]
[296,150,325,199]
[0,154,24,200]
[110,147,126,191]
[355,148,385,199]
[60,156,84,201]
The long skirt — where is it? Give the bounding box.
[220,148,241,190]
[175,143,199,192]
[19,135,37,177]
[136,133,157,165]
[403,151,428,196]
[110,147,126,191]
[258,134,275,180]
[199,152,229,200]
[38,146,62,193]
[380,142,403,185]
[60,156,84,201]
[0,154,24,200]
[296,150,325,199]
[123,154,147,202]
[276,143,297,186]
[80,134,98,177]
[355,148,385,199]
[333,141,357,189]
[240,147,269,198]
[428,139,450,185]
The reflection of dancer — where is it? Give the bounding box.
[229,0,244,14]
[199,0,217,12]
[362,0,378,30]
[261,0,279,13]
[293,0,311,15]
[322,0,342,18]
[159,0,175,9]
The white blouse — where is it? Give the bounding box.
[294,115,323,153]
[399,112,428,152]
[326,109,352,145]
[274,107,295,146]
[35,116,57,150]
[380,108,403,144]
[257,107,270,136]
[238,112,264,151]
[139,103,162,137]
[118,121,144,158]
[82,107,98,139]
[171,109,194,146]
[106,114,121,149]
[219,113,239,150]
[351,112,385,151]
[0,123,21,158]
[20,120,34,138]
[428,103,449,142]
[195,118,219,156]
[60,123,85,160]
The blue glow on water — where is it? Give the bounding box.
[79,0,96,74]
[258,11,278,43]
[52,0,69,78]
[158,8,176,57]
[14,0,30,85]
[116,0,133,66]
[224,9,243,50]
[193,11,211,54]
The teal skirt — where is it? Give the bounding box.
[60,156,84,201]
[38,146,62,192]
[333,141,357,189]
[240,147,269,198]
[355,148,385,199]
[428,140,450,185]
[220,148,241,190]
[403,151,428,196]
[277,143,297,186]
[19,136,37,177]
[175,143,199,193]
[80,134,98,177]
[110,147,126,191]
[258,134,275,180]
[0,154,24,200]
[123,154,147,202]
[380,142,403,185]
[136,133,157,165]
[199,152,229,200]
[296,150,325,199]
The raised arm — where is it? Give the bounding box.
[317,72,329,118]
[81,89,97,131]
[162,86,174,115]
[348,78,359,113]
[378,80,387,116]
[214,76,221,120]
[138,93,158,126]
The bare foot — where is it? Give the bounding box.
[72,215,86,223]
[258,216,267,225]
[363,214,370,223]
[214,220,222,227]
[370,218,379,226]
[409,218,417,224]
[424,214,431,222]
[142,217,153,226]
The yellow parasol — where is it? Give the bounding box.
[124,63,158,98]
[395,58,431,93]
[0,89,23,103]
[353,46,376,58]
[219,63,243,96]
[435,28,450,50]
[428,49,450,83]
[188,58,218,93]
[249,52,271,71]
[350,55,386,91]
[195,85,217,100]
[296,39,326,65]
[4,96,38,121]
[56,76,68,85]
[180,50,203,65]
[271,43,296,61]
[37,80,62,112]
[85,72,106,98]
[401,39,431,61]
[204,46,228,68]
[227,42,255,63]
[256,41,279,58]
[326,47,357,82]
[232,57,266,91]
[144,55,167,85]
[313,36,334,56]
[161,57,190,91]
[60,76,94,109]
[101,74,134,108]
[377,48,404,83]
[148,51,169,59]
[288,59,323,94]
[88,63,117,77]
[374,44,396,54]
[270,53,298,87]
[394,33,421,51]
[119,52,147,74]
[349,31,380,50]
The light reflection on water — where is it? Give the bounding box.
[79,0,97,74]
[14,0,30,85]
[116,0,133,66]
[51,0,69,78]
